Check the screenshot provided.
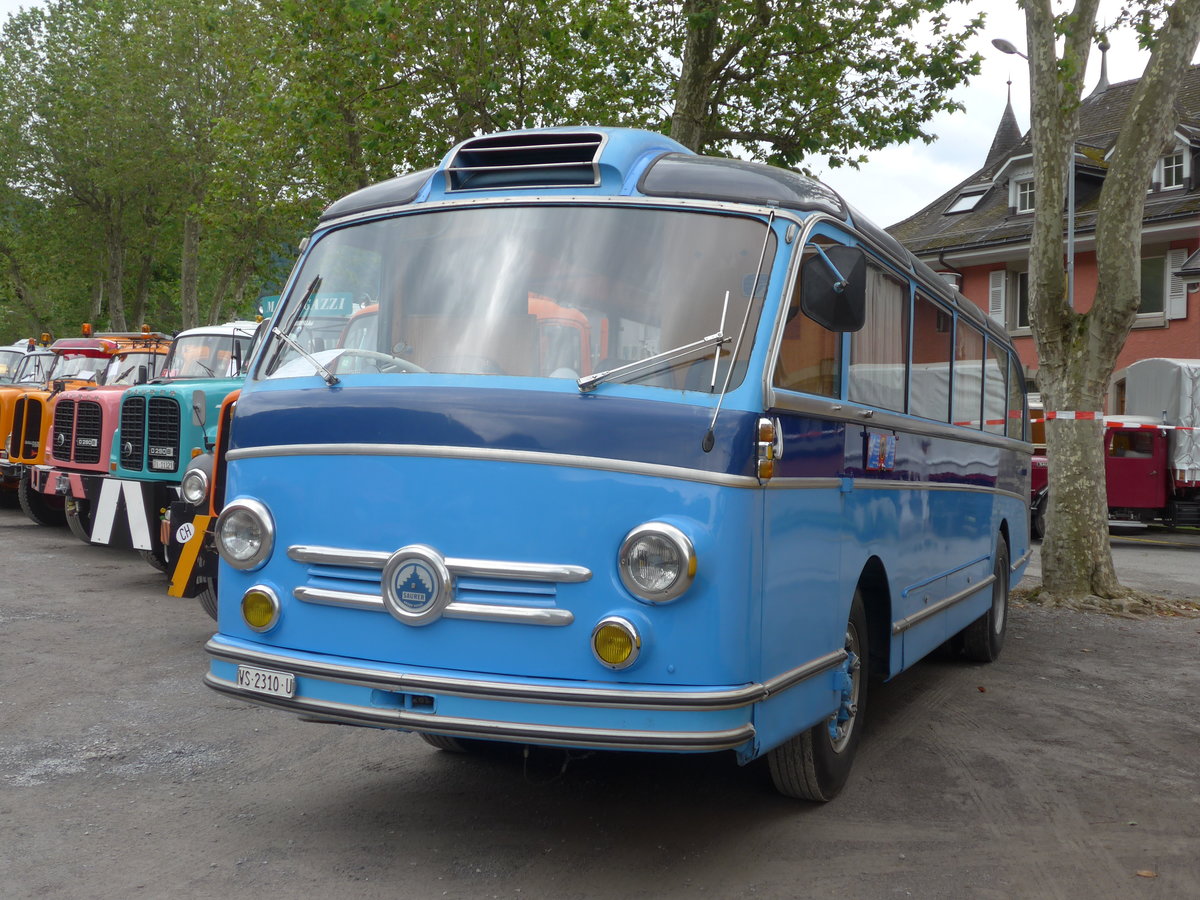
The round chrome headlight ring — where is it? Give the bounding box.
[215,498,274,571]
[618,522,696,603]
[180,467,209,506]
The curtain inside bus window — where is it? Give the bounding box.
[984,342,1008,435]
[952,322,985,428]
[848,264,908,412]
[909,294,952,422]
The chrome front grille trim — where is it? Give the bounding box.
[288,545,591,583]
[293,586,575,625]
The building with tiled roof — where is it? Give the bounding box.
[888,54,1200,400]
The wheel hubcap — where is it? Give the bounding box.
[828,623,862,752]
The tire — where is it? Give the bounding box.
[0,486,18,509]
[18,473,66,527]
[65,497,94,544]
[1030,493,1046,541]
[139,545,169,573]
[962,538,1009,663]
[419,733,474,753]
[768,592,869,802]
[197,577,218,621]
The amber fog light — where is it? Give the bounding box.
[591,616,641,669]
[241,586,280,632]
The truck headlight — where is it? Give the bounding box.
[181,467,209,506]
[215,498,274,571]
[618,522,696,603]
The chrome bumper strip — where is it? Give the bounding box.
[204,673,755,751]
[891,575,997,635]
[1012,548,1032,571]
[205,640,844,711]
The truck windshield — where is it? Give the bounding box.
[162,332,253,379]
[49,353,105,384]
[264,205,774,389]
[0,349,22,382]
[104,350,163,385]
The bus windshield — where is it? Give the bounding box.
[265,205,774,390]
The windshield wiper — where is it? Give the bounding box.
[577,332,730,393]
[270,275,340,387]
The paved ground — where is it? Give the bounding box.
[1,506,1198,899]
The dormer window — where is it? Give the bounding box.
[1015,179,1035,213]
[1158,151,1187,189]
[945,190,986,214]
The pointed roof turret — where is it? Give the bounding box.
[1089,37,1111,97]
[984,80,1023,170]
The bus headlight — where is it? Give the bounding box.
[180,466,209,506]
[618,522,696,603]
[215,498,274,571]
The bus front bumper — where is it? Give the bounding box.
[205,636,764,753]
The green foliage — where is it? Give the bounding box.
[0,0,984,340]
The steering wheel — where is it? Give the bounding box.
[332,348,427,374]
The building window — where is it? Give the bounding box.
[1140,257,1165,315]
[1015,271,1031,329]
[1016,180,1035,212]
[1161,152,1186,189]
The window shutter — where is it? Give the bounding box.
[988,270,1007,325]
[1167,247,1188,320]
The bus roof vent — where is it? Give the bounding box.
[446,131,604,191]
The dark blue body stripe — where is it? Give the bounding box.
[231,386,762,478]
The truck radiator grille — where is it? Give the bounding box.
[51,398,75,462]
[74,401,103,464]
[146,397,181,473]
[119,396,146,470]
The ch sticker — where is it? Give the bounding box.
[175,523,196,544]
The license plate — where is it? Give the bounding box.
[150,459,175,471]
[236,665,295,698]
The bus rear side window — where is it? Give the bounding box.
[909,294,951,422]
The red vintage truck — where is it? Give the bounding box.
[1030,358,1200,537]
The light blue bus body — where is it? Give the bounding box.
[205,128,1031,799]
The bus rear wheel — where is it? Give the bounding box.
[962,538,1009,663]
[18,473,66,527]
[767,592,868,802]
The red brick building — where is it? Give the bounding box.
[888,61,1200,407]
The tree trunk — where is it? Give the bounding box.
[670,0,720,151]
[103,214,128,332]
[180,212,201,330]
[1023,0,1200,601]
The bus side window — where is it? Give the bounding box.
[848,264,908,412]
[909,293,952,422]
[773,247,839,397]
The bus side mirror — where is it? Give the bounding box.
[191,390,206,427]
[800,245,867,332]
[136,365,148,384]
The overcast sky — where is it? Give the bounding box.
[0,1,1178,228]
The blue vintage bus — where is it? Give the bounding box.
[204,128,1031,801]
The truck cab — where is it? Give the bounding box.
[88,321,260,568]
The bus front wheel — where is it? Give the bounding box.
[767,592,868,802]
